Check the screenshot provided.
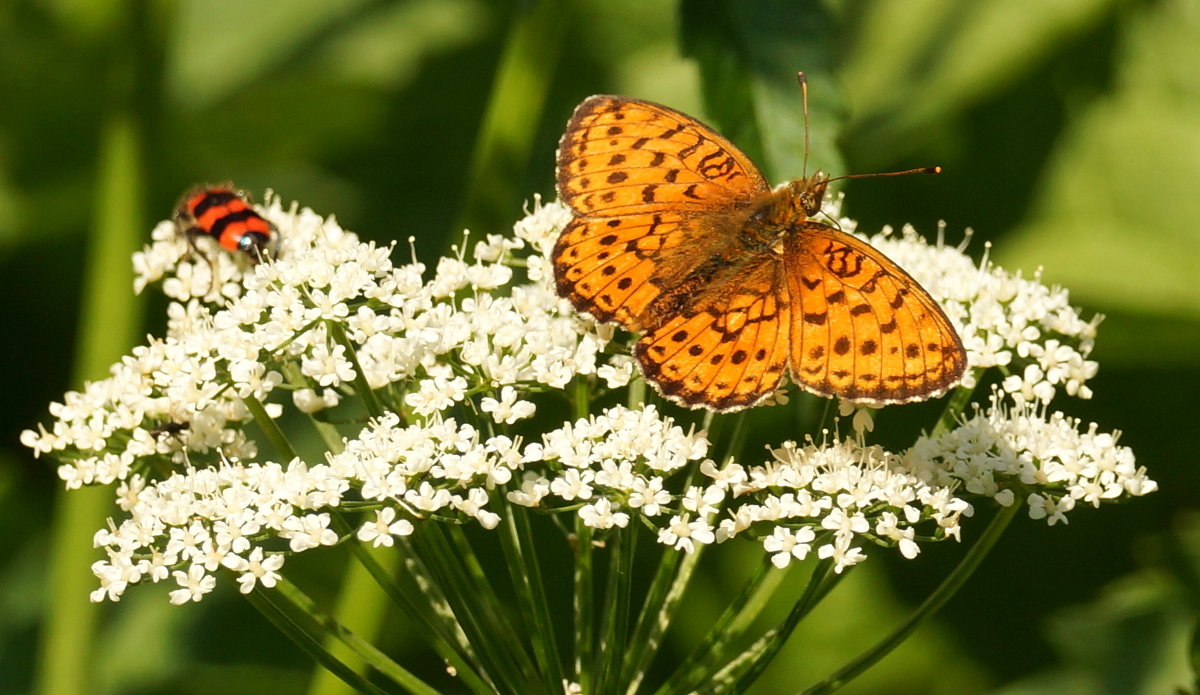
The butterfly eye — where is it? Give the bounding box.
[796,176,829,216]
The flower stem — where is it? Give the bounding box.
[655,555,784,694]
[933,380,978,435]
[572,376,590,420]
[703,559,843,694]
[244,392,298,461]
[328,320,385,418]
[257,579,437,695]
[499,500,566,692]
[627,373,647,409]
[573,520,596,692]
[800,502,1021,694]
[619,540,689,693]
[330,513,493,692]
[594,523,637,693]
[418,524,542,694]
[306,542,398,695]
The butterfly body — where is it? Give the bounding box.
[554,95,966,411]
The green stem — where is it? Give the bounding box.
[717,559,843,693]
[329,515,493,693]
[658,556,783,694]
[253,579,432,695]
[500,500,565,692]
[328,320,385,419]
[626,373,646,410]
[800,502,1021,695]
[572,376,590,420]
[573,521,595,691]
[638,549,710,695]
[414,524,538,694]
[620,543,687,693]
[933,379,978,436]
[306,542,397,695]
[594,524,637,694]
[243,392,297,461]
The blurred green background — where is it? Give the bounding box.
[3,0,1198,693]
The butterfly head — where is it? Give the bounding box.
[789,172,831,217]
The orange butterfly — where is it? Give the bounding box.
[552,94,966,412]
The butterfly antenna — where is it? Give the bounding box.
[826,166,943,184]
[797,72,810,178]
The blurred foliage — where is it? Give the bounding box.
[2,0,1197,693]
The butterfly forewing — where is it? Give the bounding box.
[554,95,771,330]
[555,95,770,217]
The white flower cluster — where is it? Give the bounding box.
[514,405,711,531]
[702,438,968,573]
[334,413,522,531]
[88,412,530,604]
[505,403,973,574]
[907,390,1156,525]
[22,194,624,490]
[22,191,1153,604]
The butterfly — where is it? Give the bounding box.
[552,94,967,412]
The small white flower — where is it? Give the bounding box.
[626,476,671,516]
[90,560,132,603]
[480,386,536,424]
[657,515,715,554]
[579,498,630,529]
[681,485,724,517]
[404,376,469,416]
[821,508,870,543]
[1028,493,1074,526]
[817,536,868,574]
[507,473,551,507]
[875,512,919,559]
[169,565,216,604]
[294,388,340,413]
[280,513,339,552]
[763,526,816,568]
[405,482,454,513]
[549,469,594,501]
[222,547,285,593]
[301,343,357,388]
[356,507,415,548]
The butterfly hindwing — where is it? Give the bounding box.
[784,224,965,403]
[553,212,698,328]
[634,261,790,411]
